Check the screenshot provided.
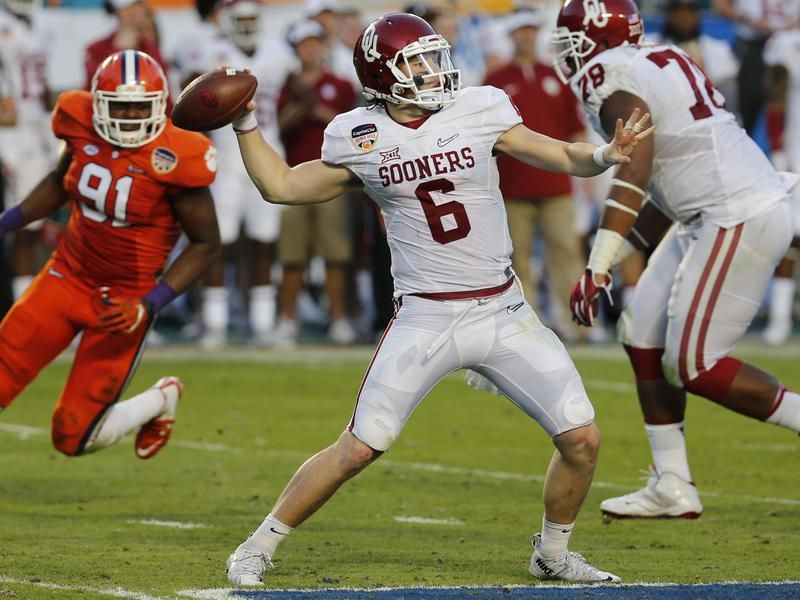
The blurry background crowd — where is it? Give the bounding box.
[0,0,797,348]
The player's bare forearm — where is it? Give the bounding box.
[496,109,653,178]
[236,130,357,205]
[163,186,221,295]
[495,125,606,176]
[18,150,71,223]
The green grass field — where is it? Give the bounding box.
[0,345,798,599]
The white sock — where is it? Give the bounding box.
[86,387,166,451]
[243,513,293,558]
[767,389,800,432]
[12,275,33,300]
[537,518,574,559]
[249,285,277,336]
[202,287,228,332]
[645,422,692,482]
[769,277,796,324]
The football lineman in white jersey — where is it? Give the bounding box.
[225,12,652,585]
[558,0,800,519]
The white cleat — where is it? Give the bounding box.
[226,544,273,586]
[529,534,620,583]
[600,466,703,519]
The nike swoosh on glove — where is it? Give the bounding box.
[95,287,149,334]
[570,269,613,327]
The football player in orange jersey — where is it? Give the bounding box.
[0,50,220,458]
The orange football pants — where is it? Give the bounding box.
[0,260,149,455]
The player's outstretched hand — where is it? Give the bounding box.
[570,269,613,327]
[604,108,654,165]
[94,287,149,334]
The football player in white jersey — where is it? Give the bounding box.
[557,0,800,519]
[179,0,295,347]
[762,29,800,345]
[224,12,653,585]
[0,0,54,300]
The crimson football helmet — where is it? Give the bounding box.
[218,0,263,53]
[552,0,644,83]
[91,50,168,148]
[353,13,461,110]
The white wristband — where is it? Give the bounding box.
[588,228,626,275]
[232,111,258,133]
[592,144,615,169]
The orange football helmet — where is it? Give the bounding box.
[91,50,168,148]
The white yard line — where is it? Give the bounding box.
[0,574,167,600]
[2,421,798,507]
[393,516,464,525]
[127,519,208,530]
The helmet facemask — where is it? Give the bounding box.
[552,26,596,84]
[92,85,167,148]
[365,34,461,110]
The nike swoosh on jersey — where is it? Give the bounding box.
[437,133,459,147]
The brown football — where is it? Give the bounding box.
[172,69,258,132]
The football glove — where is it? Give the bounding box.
[570,269,613,327]
[95,287,150,334]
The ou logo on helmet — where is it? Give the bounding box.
[361,24,380,63]
[582,0,609,27]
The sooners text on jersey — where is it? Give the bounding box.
[322,86,522,296]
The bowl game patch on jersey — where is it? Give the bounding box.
[351,123,378,152]
[152,147,178,174]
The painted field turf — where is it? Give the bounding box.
[0,348,797,599]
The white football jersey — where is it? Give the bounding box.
[573,43,787,228]
[322,86,522,296]
[178,30,294,161]
[0,8,49,124]
[764,30,800,172]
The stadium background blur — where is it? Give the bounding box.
[0,0,786,348]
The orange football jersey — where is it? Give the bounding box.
[50,90,217,293]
